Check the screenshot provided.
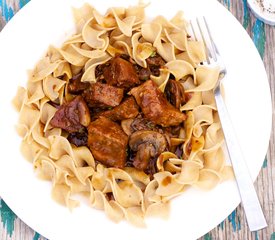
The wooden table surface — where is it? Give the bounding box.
[0,0,274,239]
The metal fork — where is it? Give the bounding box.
[190,17,267,231]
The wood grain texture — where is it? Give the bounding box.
[0,0,274,239]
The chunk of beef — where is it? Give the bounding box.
[95,63,109,80]
[67,129,88,147]
[130,80,186,127]
[50,96,91,133]
[134,64,152,81]
[119,54,131,61]
[129,116,180,137]
[146,55,165,66]
[150,66,161,77]
[121,115,163,136]
[103,56,140,88]
[82,82,124,108]
[165,79,186,109]
[67,72,90,94]
[138,68,151,81]
[96,97,139,121]
[146,54,165,77]
[131,115,157,132]
[87,117,128,168]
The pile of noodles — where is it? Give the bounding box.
[13,3,233,226]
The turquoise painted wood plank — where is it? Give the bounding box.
[228,210,241,232]
[0,0,15,22]
[19,0,30,8]
[252,19,266,58]
[255,231,259,240]
[0,199,16,237]
[203,233,212,240]
[242,0,250,29]
[223,0,231,9]
[218,220,224,230]
[0,0,30,30]
[33,232,43,240]
[263,157,268,168]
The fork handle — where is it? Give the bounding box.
[214,85,267,231]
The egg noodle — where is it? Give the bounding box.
[13,2,233,226]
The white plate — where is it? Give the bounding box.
[0,0,272,239]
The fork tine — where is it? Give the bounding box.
[196,17,215,63]
[190,19,210,64]
[202,16,218,61]
[190,20,198,41]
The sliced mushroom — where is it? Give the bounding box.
[121,119,134,136]
[129,130,167,171]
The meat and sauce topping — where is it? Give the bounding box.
[103,56,140,89]
[165,79,186,109]
[87,117,128,168]
[95,96,139,121]
[82,82,124,108]
[50,95,90,133]
[50,55,187,172]
[67,72,90,94]
[130,80,186,127]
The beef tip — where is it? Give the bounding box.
[139,68,151,81]
[119,54,131,61]
[96,96,139,121]
[82,82,124,108]
[146,54,165,77]
[165,79,186,109]
[95,63,109,80]
[150,66,161,77]
[133,64,151,81]
[87,117,128,168]
[121,115,162,136]
[163,125,182,138]
[146,54,165,66]
[103,56,140,89]
[130,80,186,127]
[50,96,91,133]
[131,115,157,132]
[67,129,88,147]
[67,72,90,94]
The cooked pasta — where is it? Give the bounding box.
[13,2,234,226]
